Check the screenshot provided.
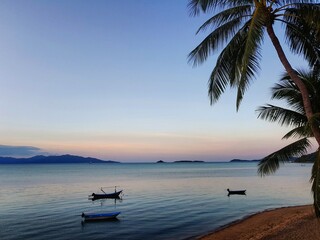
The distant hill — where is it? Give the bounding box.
[0,154,119,164]
[155,160,205,163]
[294,152,316,163]
[174,160,205,163]
[229,159,261,162]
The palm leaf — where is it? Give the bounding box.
[273,70,320,113]
[196,5,253,33]
[188,18,243,66]
[188,0,253,16]
[290,3,320,29]
[256,104,307,127]
[309,113,320,130]
[188,0,218,16]
[282,125,313,139]
[283,20,320,67]
[258,138,311,176]
[282,4,320,67]
[207,20,250,104]
[236,7,264,109]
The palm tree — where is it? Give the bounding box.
[256,69,320,215]
[188,1,320,145]
[188,0,320,214]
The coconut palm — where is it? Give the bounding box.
[188,0,320,147]
[188,0,320,214]
[256,69,320,215]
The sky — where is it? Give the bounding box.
[0,0,314,162]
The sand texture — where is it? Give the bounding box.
[198,205,320,240]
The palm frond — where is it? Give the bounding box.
[188,0,218,16]
[271,80,298,99]
[188,0,253,16]
[282,20,320,67]
[258,137,311,176]
[274,70,320,113]
[188,18,243,67]
[196,5,253,33]
[207,20,250,104]
[256,104,307,127]
[282,125,313,139]
[271,69,320,113]
[281,4,320,67]
[289,3,320,29]
[310,150,320,217]
[236,7,264,109]
[309,113,320,129]
[271,82,305,113]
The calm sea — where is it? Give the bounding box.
[0,162,313,240]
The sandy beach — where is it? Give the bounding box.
[198,205,320,240]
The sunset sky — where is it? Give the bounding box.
[0,0,312,162]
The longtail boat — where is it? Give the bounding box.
[227,188,246,195]
[88,187,123,201]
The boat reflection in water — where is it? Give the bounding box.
[81,211,121,222]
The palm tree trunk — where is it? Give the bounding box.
[266,23,320,146]
[312,150,320,217]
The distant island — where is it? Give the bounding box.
[0,154,119,164]
[174,160,205,163]
[156,160,205,163]
[229,159,261,163]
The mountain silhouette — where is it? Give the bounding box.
[0,154,119,164]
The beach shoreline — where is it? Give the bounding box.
[197,205,320,240]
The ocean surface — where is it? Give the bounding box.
[0,162,313,240]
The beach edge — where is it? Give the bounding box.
[195,204,319,240]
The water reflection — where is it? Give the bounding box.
[0,163,313,240]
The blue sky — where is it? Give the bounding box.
[0,0,313,162]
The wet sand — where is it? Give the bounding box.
[198,205,320,240]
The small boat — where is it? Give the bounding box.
[227,188,246,195]
[90,190,123,200]
[89,187,123,201]
[81,211,121,221]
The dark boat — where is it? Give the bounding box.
[89,187,123,201]
[81,211,121,221]
[227,188,246,195]
[89,190,123,200]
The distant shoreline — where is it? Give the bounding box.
[1,156,257,164]
[1,155,312,164]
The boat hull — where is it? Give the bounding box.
[227,189,246,195]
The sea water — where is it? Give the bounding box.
[0,162,313,240]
